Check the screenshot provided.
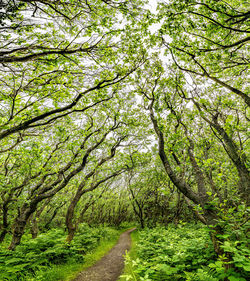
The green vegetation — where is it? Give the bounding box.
[119,230,140,281]
[0,224,123,281]
[0,0,249,280]
[122,224,249,281]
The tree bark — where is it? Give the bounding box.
[65,195,79,243]
[0,200,10,243]
[8,203,37,250]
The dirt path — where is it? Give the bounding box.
[72,228,136,281]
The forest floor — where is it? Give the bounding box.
[72,228,136,281]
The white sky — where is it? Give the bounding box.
[146,0,159,13]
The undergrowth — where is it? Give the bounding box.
[0,223,122,281]
[121,223,249,281]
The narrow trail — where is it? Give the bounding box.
[72,228,136,281]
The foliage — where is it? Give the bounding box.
[209,204,250,281]
[0,0,249,279]
[0,224,119,280]
[122,223,249,281]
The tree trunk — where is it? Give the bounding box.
[65,196,79,243]
[184,197,207,224]
[8,204,35,250]
[0,229,7,243]
[139,215,144,229]
[174,192,184,225]
[30,214,39,239]
[0,201,9,243]
[148,103,228,256]
[194,102,250,204]
[44,207,59,229]
[30,200,49,238]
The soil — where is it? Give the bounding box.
[72,228,136,281]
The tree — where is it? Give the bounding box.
[158,0,250,106]
[0,0,148,248]
[133,58,249,254]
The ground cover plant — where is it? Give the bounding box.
[0,224,121,281]
[122,223,249,281]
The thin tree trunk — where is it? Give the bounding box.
[193,100,250,204]
[44,202,66,229]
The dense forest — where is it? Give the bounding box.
[0,0,249,280]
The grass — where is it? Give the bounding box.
[31,262,84,281]
[65,230,123,280]
[118,229,139,281]
[30,227,132,281]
